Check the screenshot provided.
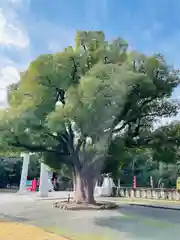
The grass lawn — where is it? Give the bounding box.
[47,227,114,240]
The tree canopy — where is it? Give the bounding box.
[0,31,180,203]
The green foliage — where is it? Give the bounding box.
[106,122,180,187]
[152,122,180,163]
[0,154,40,186]
[0,30,179,179]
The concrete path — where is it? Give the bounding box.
[0,191,72,204]
[0,192,180,239]
[101,197,180,210]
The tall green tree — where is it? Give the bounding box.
[0,31,179,203]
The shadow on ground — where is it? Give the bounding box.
[0,214,29,222]
[1,200,180,240]
[94,207,180,240]
[120,205,180,224]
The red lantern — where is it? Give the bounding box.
[133,176,136,188]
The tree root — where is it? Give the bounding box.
[53,200,118,210]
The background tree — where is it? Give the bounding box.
[105,122,180,188]
[0,154,40,187]
[0,31,179,204]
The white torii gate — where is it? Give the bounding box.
[18,152,52,197]
[18,101,63,197]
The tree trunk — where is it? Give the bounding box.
[73,169,96,204]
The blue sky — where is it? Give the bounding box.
[0,0,180,109]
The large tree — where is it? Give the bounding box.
[0,31,179,204]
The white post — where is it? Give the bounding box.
[18,152,30,194]
[39,162,49,197]
[118,179,121,188]
[150,176,153,188]
[47,170,54,192]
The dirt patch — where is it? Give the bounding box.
[53,200,118,210]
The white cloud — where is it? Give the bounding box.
[8,0,23,4]
[5,0,29,7]
[0,64,20,108]
[0,9,29,48]
[0,89,8,108]
[0,2,30,108]
[9,0,24,4]
[0,65,20,87]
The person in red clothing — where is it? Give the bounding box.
[52,172,58,191]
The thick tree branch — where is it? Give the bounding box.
[39,76,65,105]
[112,96,157,134]
[71,57,78,82]
[112,122,127,133]
[75,138,84,153]
[126,134,180,149]
[10,136,53,153]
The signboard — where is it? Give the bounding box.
[26,180,32,186]
[176,177,180,190]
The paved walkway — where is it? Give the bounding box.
[1,192,180,239]
[2,191,180,209]
[100,197,180,210]
[0,196,180,239]
[0,191,72,202]
[0,222,68,240]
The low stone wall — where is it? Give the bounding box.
[115,187,180,201]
